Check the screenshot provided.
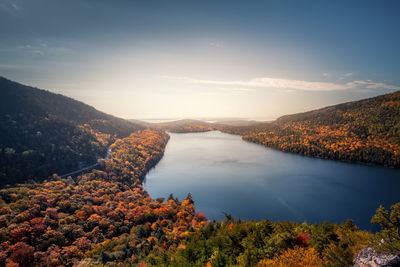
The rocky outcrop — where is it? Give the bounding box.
[354,247,400,267]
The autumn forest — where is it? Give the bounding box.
[0,77,399,266]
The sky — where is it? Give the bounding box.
[1,0,400,120]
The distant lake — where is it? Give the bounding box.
[144,131,400,230]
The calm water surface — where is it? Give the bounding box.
[144,131,400,230]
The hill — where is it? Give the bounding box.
[222,91,400,167]
[214,119,268,127]
[0,77,143,186]
[147,119,216,133]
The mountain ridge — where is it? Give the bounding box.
[0,76,144,186]
[229,90,400,167]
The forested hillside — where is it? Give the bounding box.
[0,129,210,266]
[2,129,396,267]
[151,119,215,133]
[0,77,143,186]
[221,91,400,167]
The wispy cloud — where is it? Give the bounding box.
[163,76,400,92]
[11,3,20,10]
[349,80,400,90]
[18,44,47,56]
[0,1,22,16]
[343,72,353,77]
[209,42,223,48]
[16,42,73,57]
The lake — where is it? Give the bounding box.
[144,131,400,230]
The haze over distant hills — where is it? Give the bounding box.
[143,90,400,167]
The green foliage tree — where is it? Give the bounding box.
[371,203,400,254]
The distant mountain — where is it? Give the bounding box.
[0,77,144,186]
[223,91,400,167]
[149,119,216,133]
[214,119,268,127]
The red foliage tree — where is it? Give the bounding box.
[7,242,34,267]
[297,232,311,247]
[73,237,91,251]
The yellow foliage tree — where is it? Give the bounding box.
[257,246,325,267]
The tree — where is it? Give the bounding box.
[371,203,400,254]
[257,246,325,267]
[73,236,91,251]
[7,242,34,267]
[185,193,194,204]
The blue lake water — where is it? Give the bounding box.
[144,131,400,230]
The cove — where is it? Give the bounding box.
[144,131,400,230]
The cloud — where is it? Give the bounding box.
[0,1,22,16]
[18,44,46,56]
[348,80,400,90]
[11,3,20,10]
[209,42,223,48]
[343,72,353,77]
[322,73,329,77]
[16,42,73,57]
[163,76,400,92]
